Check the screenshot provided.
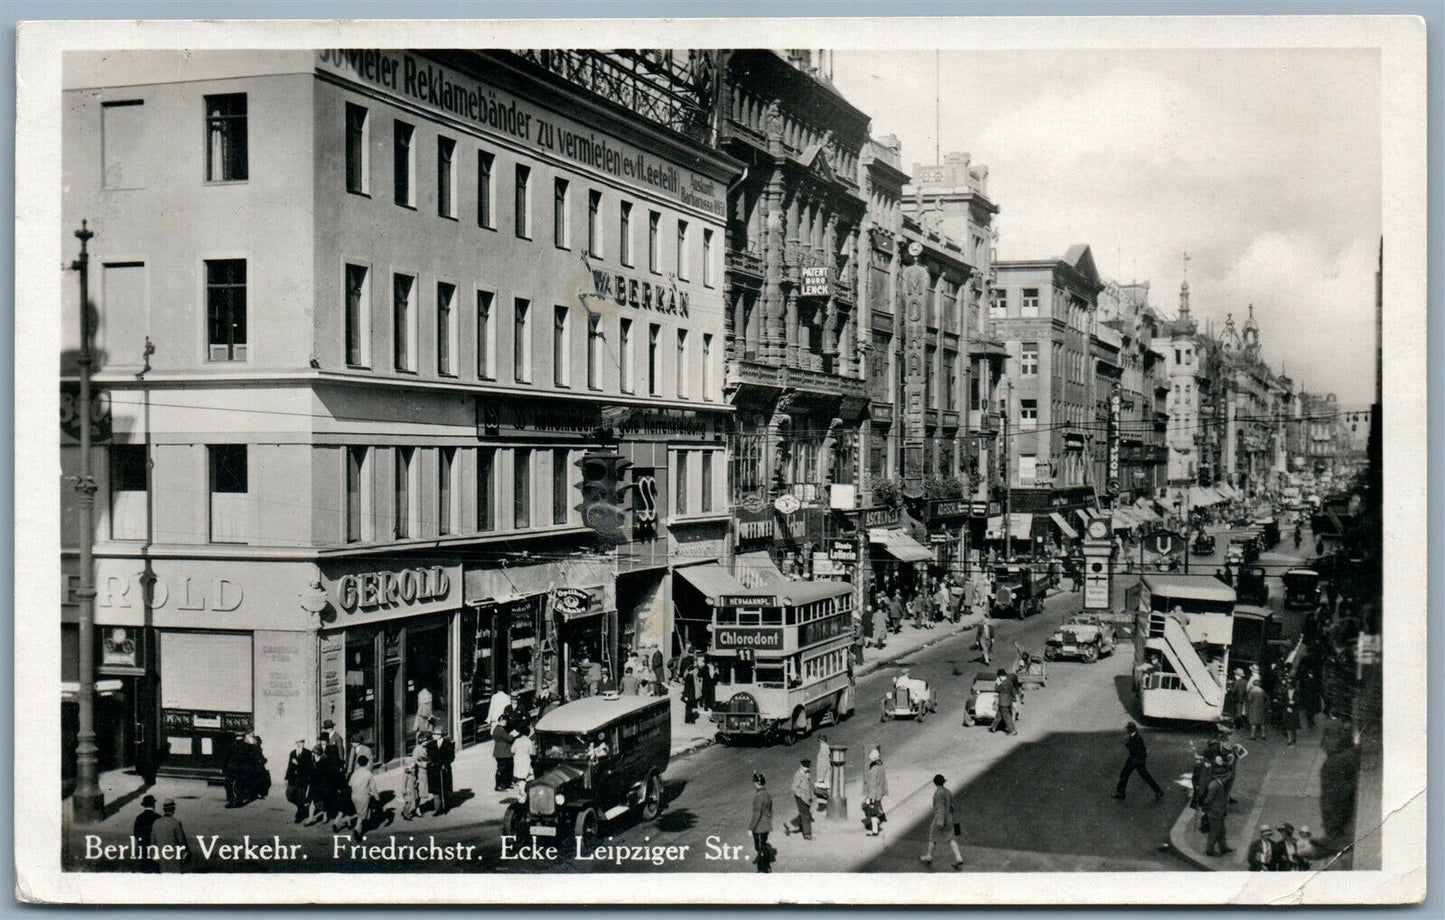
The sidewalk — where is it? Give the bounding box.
[68,604,1008,862]
[1168,725,1333,870]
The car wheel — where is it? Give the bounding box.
[574,808,599,854]
[1083,643,1100,663]
[1044,646,1059,661]
[881,705,892,723]
[962,710,974,727]
[639,772,664,821]
[503,803,529,842]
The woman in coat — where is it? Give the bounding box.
[861,746,889,836]
[1246,680,1270,740]
[1280,681,1301,745]
[701,661,718,711]
[749,773,773,873]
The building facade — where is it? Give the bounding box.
[992,246,1105,545]
[62,49,738,782]
[716,50,870,585]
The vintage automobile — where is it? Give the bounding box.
[1282,568,1321,608]
[992,564,1043,619]
[502,694,670,853]
[961,670,1001,727]
[1044,615,1115,662]
[1235,564,1270,606]
[1226,537,1259,566]
[881,671,938,722]
[1191,531,1217,556]
[1254,518,1281,547]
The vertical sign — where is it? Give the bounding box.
[901,255,930,478]
[1108,388,1121,495]
[318,632,345,734]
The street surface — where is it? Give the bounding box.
[65,526,1308,874]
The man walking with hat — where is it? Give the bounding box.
[150,799,192,873]
[1201,757,1235,857]
[783,758,814,840]
[1113,722,1164,801]
[749,772,774,872]
[1247,824,1281,871]
[131,794,161,872]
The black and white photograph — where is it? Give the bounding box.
[15,13,1426,906]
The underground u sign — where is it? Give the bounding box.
[1143,530,1184,557]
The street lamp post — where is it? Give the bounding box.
[70,220,105,824]
[1002,377,1013,562]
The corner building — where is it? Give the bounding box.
[61,50,737,783]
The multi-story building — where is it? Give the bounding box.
[716,49,870,584]
[61,49,738,782]
[903,153,1007,557]
[992,245,1106,547]
[1298,391,1342,478]
[1099,279,1170,503]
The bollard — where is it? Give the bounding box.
[826,745,848,820]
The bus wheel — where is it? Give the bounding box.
[838,688,854,720]
[574,808,599,854]
[790,707,810,743]
[639,772,664,821]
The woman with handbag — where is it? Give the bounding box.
[861,746,889,836]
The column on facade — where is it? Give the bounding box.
[821,213,840,366]
[784,192,801,367]
[762,165,785,363]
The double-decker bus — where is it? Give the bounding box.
[710,580,856,744]
[1131,574,1236,722]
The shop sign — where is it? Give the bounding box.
[828,538,859,564]
[800,266,830,297]
[717,594,778,608]
[929,533,953,545]
[99,626,143,673]
[60,382,112,443]
[315,51,727,217]
[587,269,691,318]
[863,506,900,529]
[736,518,775,541]
[970,502,990,517]
[477,399,710,438]
[812,553,843,578]
[334,566,451,612]
[319,633,345,730]
[714,626,785,651]
[99,573,244,613]
[927,498,969,520]
[1064,432,1086,452]
[553,587,593,617]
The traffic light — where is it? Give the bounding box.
[575,451,633,543]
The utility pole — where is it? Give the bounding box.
[70,220,105,824]
[1002,377,1013,562]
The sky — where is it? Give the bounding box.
[832,48,1381,404]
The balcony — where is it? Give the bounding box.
[727,249,764,279]
[731,359,865,399]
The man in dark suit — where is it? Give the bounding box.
[1114,722,1164,800]
[1202,759,1234,856]
[749,773,773,873]
[1247,824,1281,871]
[283,739,315,822]
[131,794,161,872]
[990,670,1017,735]
[429,730,456,815]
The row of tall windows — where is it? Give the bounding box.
[343,103,715,285]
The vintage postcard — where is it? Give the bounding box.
[14,14,1426,905]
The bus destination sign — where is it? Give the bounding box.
[714,627,785,652]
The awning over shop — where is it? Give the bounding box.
[985,513,1034,541]
[1048,511,1079,539]
[673,563,750,605]
[1187,485,1222,508]
[735,550,788,589]
[1131,499,1160,522]
[869,527,934,563]
[1111,509,1139,529]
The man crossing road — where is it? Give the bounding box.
[1114,722,1164,801]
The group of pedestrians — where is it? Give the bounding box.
[1189,725,1250,857]
[127,795,192,872]
[220,732,271,808]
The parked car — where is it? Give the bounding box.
[502,694,670,854]
[1253,517,1281,548]
[1044,615,1116,662]
[1227,537,1259,566]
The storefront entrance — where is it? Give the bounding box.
[460,596,540,745]
[340,615,452,766]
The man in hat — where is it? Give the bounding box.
[991,670,1017,735]
[1113,722,1164,801]
[1229,669,1250,729]
[1201,758,1234,857]
[150,799,191,873]
[284,738,315,823]
[1247,824,1280,871]
[749,772,773,872]
[322,719,346,759]
[131,794,161,873]
[783,758,814,840]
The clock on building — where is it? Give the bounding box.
[1086,518,1111,541]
